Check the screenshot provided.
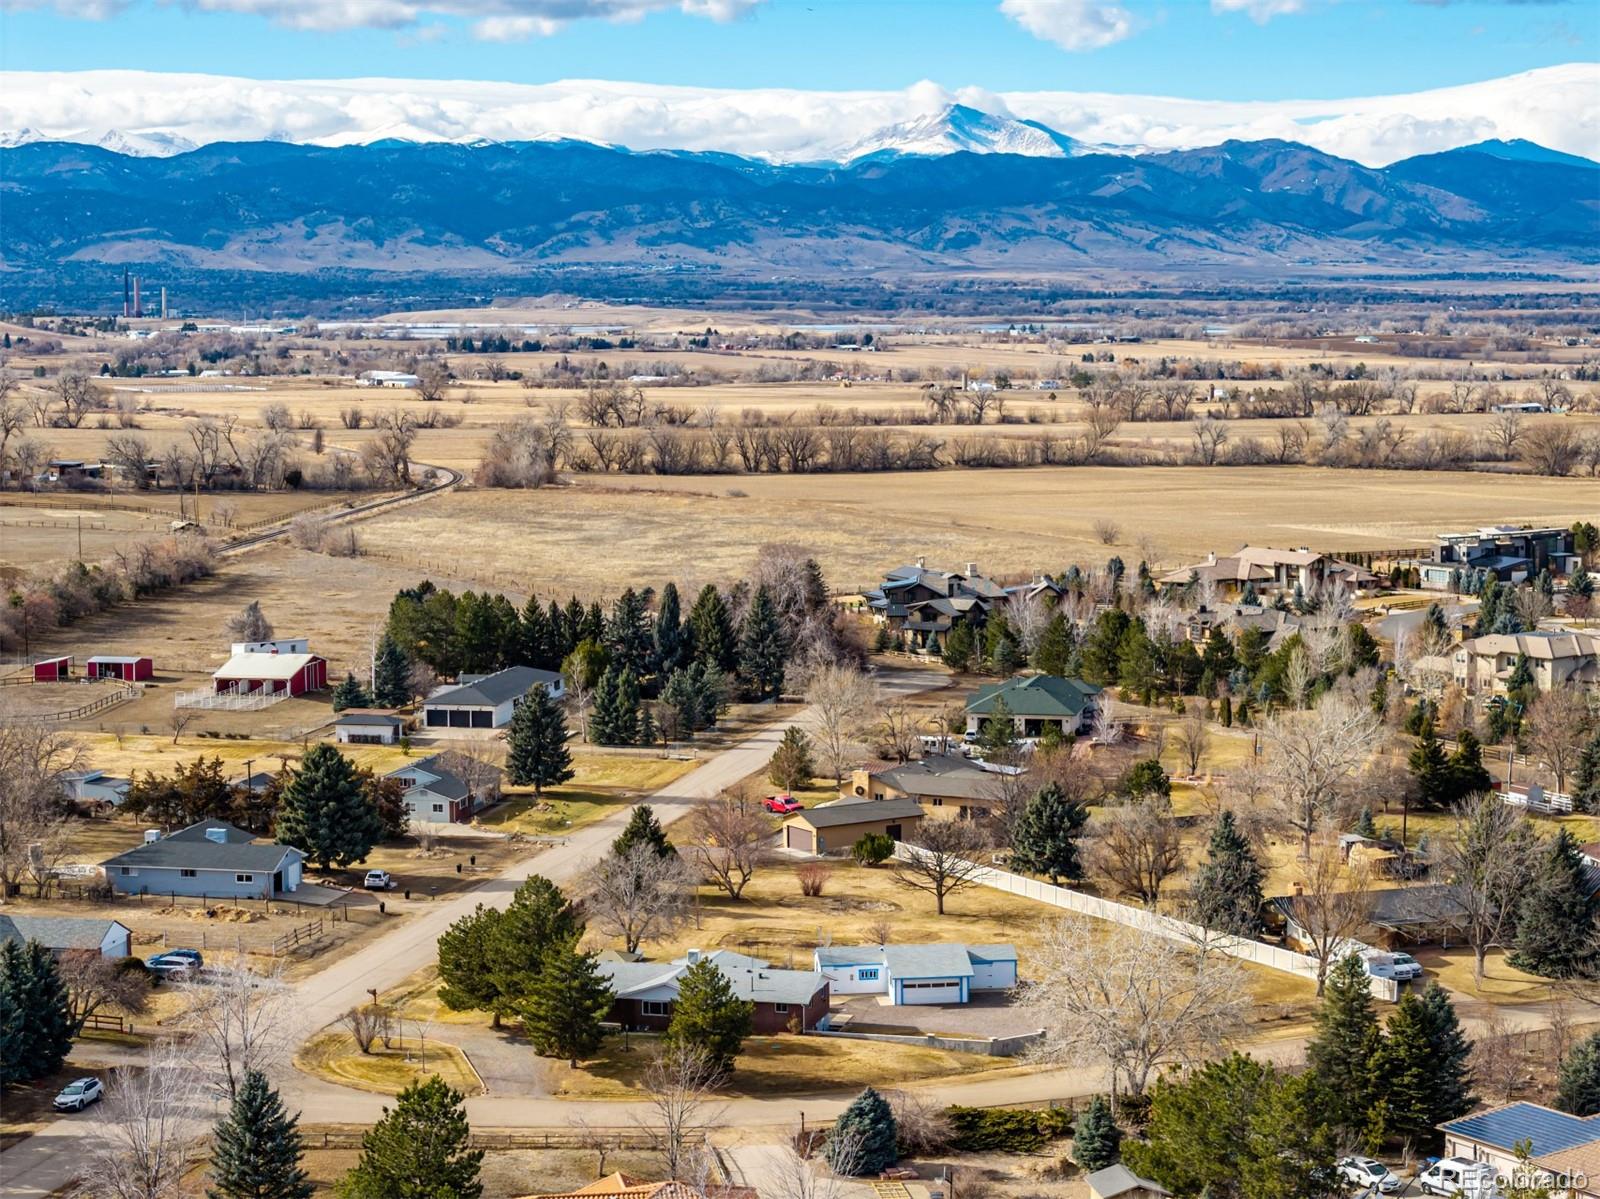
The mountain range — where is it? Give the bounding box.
[1,134,1596,283]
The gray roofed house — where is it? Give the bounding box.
[335,710,406,745]
[102,820,305,901]
[1272,883,1471,949]
[850,754,1012,821]
[1085,1164,1171,1199]
[63,768,131,806]
[861,559,1012,653]
[422,665,565,730]
[0,915,131,958]
[814,941,1018,1005]
[385,753,504,824]
[598,949,830,1033]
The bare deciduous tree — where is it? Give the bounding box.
[1441,794,1536,988]
[891,819,990,915]
[581,842,692,953]
[1280,836,1373,993]
[224,600,274,644]
[1091,796,1185,907]
[687,791,773,900]
[803,663,878,785]
[70,1043,206,1199]
[59,951,151,1035]
[176,960,296,1099]
[872,702,926,764]
[1171,703,1211,777]
[1258,693,1383,859]
[0,711,82,902]
[638,1044,724,1182]
[1522,687,1592,796]
[1021,915,1250,1103]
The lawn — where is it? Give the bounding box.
[295,1030,483,1097]
[1411,947,1556,1004]
[482,752,699,837]
[551,1032,1014,1099]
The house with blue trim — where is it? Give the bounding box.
[813,942,1018,1006]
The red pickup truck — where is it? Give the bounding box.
[763,794,804,814]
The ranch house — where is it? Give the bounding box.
[814,942,1018,1005]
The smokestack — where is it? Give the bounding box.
[160,288,168,320]
[133,276,142,318]
[122,268,130,318]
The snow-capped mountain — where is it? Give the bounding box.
[93,129,199,156]
[835,103,1087,162]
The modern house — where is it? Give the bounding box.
[1440,1103,1600,1197]
[0,915,131,959]
[1423,525,1579,590]
[385,753,503,823]
[32,655,72,682]
[847,754,1010,821]
[421,665,565,731]
[63,768,131,806]
[965,674,1101,739]
[85,655,154,681]
[814,942,1018,1005]
[861,559,1011,653]
[1158,546,1377,600]
[335,711,405,745]
[597,949,830,1033]
[102,821,305,900]
[1453,630,1600,696]
[211,646,328,697]
[778,797,925,855]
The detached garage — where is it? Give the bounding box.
[86,655,154,681]
[779,797,925,856]
[421,666,564,731]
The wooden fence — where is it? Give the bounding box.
[272,918,329,956]
[40,684,141,723]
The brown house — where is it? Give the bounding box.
[595,950,830,1034]
[847,754,1009,822]
[779,797,926,855]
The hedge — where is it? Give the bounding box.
[945,1105,1076,1153]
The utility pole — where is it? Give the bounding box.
[77,513,83,562]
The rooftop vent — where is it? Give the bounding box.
[204,827,227,844]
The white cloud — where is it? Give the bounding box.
[0,0,763,37]
[998,0,1138,51]
[0,66,1594,167]
[1210,0,1306,22]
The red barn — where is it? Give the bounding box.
[86,655,154,682]
[212,651,327,696]
[32,656,72,682]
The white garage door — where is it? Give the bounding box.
[898,980,963,1005]
[971,960,1014,990]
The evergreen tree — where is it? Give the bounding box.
[1189,810,1265,937]
[767,726,817,791]
[977,697,1018,756]
[437,876,584,1027]
[828,1087,898,1176]
[436,905,507,1025]
[1072,1095,1121,1171]
[1116,621,1159,705]
[983,615,1024,674]
[1201,627,1236,677]
[1218,694,1233,728]
[581,601,605,646]
[1558,1031,1600,1116]
[1033,612,1077,677]
[1306,953,1381,1141]
[738,585,789,698]
[1571,563,1595,602]
[1408,719,1452,809]
[207,1068,314,1199]
[654,582,692,676]
[504,684,573,795]
[1354,806,1378,838]
[1447,730,1494,800]
[612,804,674,859]
[0,940,72,1084]
[277,743,384,870]
[371,634,411,708]
[551,598,577,663]
[330,672,372,713]
[1370,983,1473,1145]
[1573,729,1600,815]
[1511,828,1600,978]
[1120,758,1171,801]
[516,596,556,671]
[605,588,655,679]
[520,946,613,1067]
[940,620,976,672]
[689,584,737,672]
[665,957,754,1073]
[337,1077,483,1199]
[590,667,641,746]
[1009,782,1087,886]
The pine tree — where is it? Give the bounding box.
[654,582,691,677]
[589,667,640,746]
[767,726,817,791]
[371,634,411,708]
[1033,612,1076,677]
[1218,694,1233,728]
[1447,730,1494,801]
[1072,1095,1122,1172]
[1189,810,1265,937]
[827,1087,898,1176]
[612,804,674,859]
[978,697,1018,756]
[940,620,976,671]
[605,588,654,679]
[738,585,789,699]
[1354,806,1378,838]
[337,1077,483,1199]
[665,957,754,1073]
[436,905,508,1025]
[1009,782,1087,886]
[207,1068,314,1199]
[504,684,573,795]
[1117,621,1159,705]
[689,584,737,672]
[516,596,556,671]
[1558,1031,1600,1116]
[276,743,384,870]
[0,940,72,1084]
[1371,989,1448,1147]
[1573,729,1600,815]
[1408,719,1452,809]
[330,672,371,713]
[520,946,613,1067]
[437,876,582,1027]
[1306,953,1380,1141]
[1511,828,1599,978]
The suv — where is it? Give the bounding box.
[144,952,197,981]
[363,869,397,890]
[1363,950,1424,983]
[1417,1157,1498,1197]
[1337,1156,1402,1194]
[763,795,803,814]
[53,1078,104,1112]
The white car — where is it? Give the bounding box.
[1337,1156,1402,1194]
[53,1077,104,1112]
[1417,1157,1498,1197]
[363,869,397,891]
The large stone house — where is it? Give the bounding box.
[861,559,1009,653]
[1453,630,1600,696]
[1158,546,1377,601]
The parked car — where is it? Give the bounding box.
[53,1078,104,1112]
[1362,950,1424,983]
[144,953,197,982]
[1417,1157,1497,1197]
[363,869,397,890]
[1337,1156,1403,1193]
[158,948,204,968]
[763,795,803,814]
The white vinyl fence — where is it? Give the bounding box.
[893,843,1398,1002]
[174,685,287,712]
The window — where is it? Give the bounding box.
[774,1003,790,1014]
[235,873,254,884]
[180,869,197,878]
[432,803,445,814]
[641,1001,671,1017]
[120,867,134,876]
[857,968,880,981]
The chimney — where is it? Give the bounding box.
[967,562,979,577]
[204,827,227,844]
[1206,551,1217,565]
[143,828,161,844]
[685,949,701,964]
[915,556,926,569]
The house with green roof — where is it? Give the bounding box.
[964,674,1101,739]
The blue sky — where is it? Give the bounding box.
[2,0,1593,101]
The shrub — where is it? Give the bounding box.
[795,862,831,897]
[945,1105,1075,1153]
[851,832,895,867]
